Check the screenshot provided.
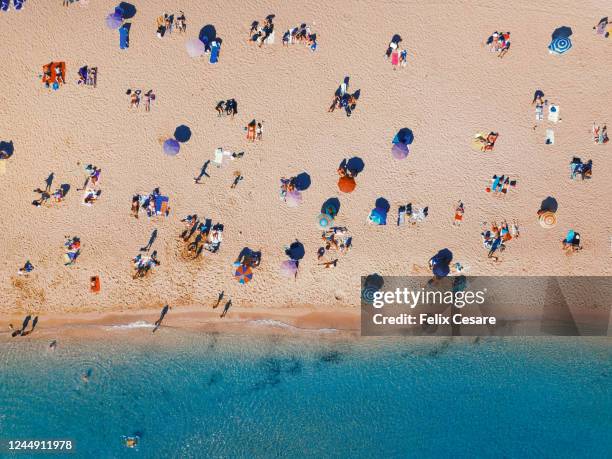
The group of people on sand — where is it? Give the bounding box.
[215,98,238,117]
[397,203,429,226]
[594,17,611,38]
[127,89,155,111]
[481,220,519,262]
[385,35,407,69]
[180,214,224,257]
[77,65,97,87]
[132,251,160,278]
[487,175,517,195]
[318,227,352,266]
[562,229,582,253]
[245,120,263,141]
[249,15,275,46]
[79,164,102,206]
[328,78,359,117]
[282,23,317,51]
[486,31,511,57]
[64,236,81,266]
[473,131,499,151]
[131,188,170,219]
[156,11,186,37]
[32,174,67,207]
[569,157,593,180]
[9,315,38,338]
[592,122,608,144]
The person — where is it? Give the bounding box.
[453,201,464,226]
[144,90,154,112]
[215,100,225,116]
[231,172,243,188]
[131,194,140,218]
[400,49,407,67]
[18,260,34,275]
[177,11,186,33]
[256,122,263,140]
[129,90,140,108]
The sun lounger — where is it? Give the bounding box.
[548,104,560,123]
[535,105,543,121]
[119,24,130,49]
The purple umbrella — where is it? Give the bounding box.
[280,260,298,277]
[106,12,123,30]
[185,39,206,57]
[391,142,409,160]
[163,139,180,156]
[285,190,303,207]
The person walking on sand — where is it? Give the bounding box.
[152,304,170,333]
[220,299,232,318]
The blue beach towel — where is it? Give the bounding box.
[210,42,220,64]
[119,24,130,49]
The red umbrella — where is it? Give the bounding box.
[338,176,356,193]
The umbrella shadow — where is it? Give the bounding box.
[0,140,14,159]
[552,26,572,39]
[294,172,311,191]
[60,184,71,197]
[321,197,341,216]
[540,196,558,213]
[174,125,192,143]
[394,128,414,145]
[346,157,365,175]
[375,197,390,213]
[285,240,305,261]
[118,2,137,19]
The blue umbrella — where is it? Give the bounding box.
[106,12,123,30]
[369,207,387,225]
[548,37,572,55]
[163,139,180,156]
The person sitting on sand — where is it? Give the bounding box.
[215,100,225,116]
[562,230,582,252]
[131,194,140,218]
[453,201,464,226]
[18,260,34,275]
[128,89,140,108]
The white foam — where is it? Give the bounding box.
[105,320,155,330]
[248,319,338,333]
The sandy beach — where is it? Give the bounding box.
[1,0,612,335]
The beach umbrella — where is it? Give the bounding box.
[285,190,303,207]
[163,139,180,156]
[234,264,253,284]
[280,260,298,277]
[391,143,409,160]
[432,263,450,278]
[338,176,356,193]
[369,208,387,225]
[539,211,557,228]
[185,38,206,57]
[317,213,334,229]
[548,37,572,55]
[106,12,123,30]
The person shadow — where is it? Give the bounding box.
[141,229,158,252]
[45,173,55,192]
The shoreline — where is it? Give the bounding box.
[0,305,362,342]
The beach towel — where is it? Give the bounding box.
[246,124,256,141]
[213,148,224,167]
[545,128,554,145]
[565,230,575,243]
[548,104,560,123]
[155,195,169,215]
[90,276,101,293]
[535,105,543,121]
[210,42,220,64]
[119,24,130,49]
[391,51,399,66]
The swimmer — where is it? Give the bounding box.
[49,340,57,351]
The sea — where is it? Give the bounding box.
[1,329,610,458]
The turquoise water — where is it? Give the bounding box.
[0,333,610,458]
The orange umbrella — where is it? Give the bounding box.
[338,176,356,193]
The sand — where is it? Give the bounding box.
[1,1,612,331]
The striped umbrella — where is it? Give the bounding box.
[234,264,253,284]
[548,37,572,55]
[539,211,557,228]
